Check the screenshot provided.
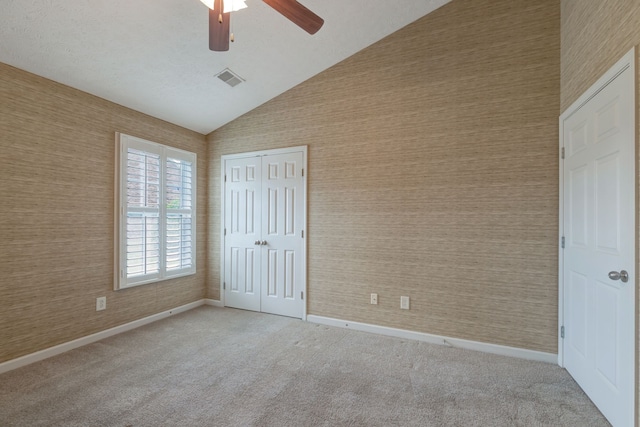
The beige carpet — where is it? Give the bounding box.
[0,306,608,426]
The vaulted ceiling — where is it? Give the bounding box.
[0,0,451,134]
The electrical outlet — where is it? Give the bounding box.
[370,293,378,305]
[400,296,410,310]
[96,296,106,311]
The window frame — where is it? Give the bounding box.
[114,133,197,290]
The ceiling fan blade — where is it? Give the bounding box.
[209,0,230,51]
[262,0,324,35]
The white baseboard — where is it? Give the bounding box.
[306,315,557,364]
[0,299,206,375]
[1,304,555,375]
[204,299,223,307]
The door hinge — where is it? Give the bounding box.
[561,326,565,339]
[301,291,304,300]
[302,168,304,177]
[561,236,565,249]
[223,282,226,290]
[301,230,304,238]
[224,228,227,236]
[561,147,565,159]
[224,174,227,182]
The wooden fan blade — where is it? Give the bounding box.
[209,0,230,51]
[262,0,324,35]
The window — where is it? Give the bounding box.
[115,133,196,289]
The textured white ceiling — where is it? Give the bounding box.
[0,0,451,134]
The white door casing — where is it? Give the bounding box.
[221,147,307,319]
[559,48,635,427]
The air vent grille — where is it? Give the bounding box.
[216,68,244,87]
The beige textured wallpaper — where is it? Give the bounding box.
[0,64,207,363]
[560,0,639,111]
[560,0,640,421]
[209,0,561,353]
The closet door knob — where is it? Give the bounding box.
[608,270,629,283]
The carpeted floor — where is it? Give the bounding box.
[0,306,609,426]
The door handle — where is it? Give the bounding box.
[608,270,629,283]
[255,240,261,245]
[261,240,268,246]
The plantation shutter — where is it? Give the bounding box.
[116,134,196,289]
[126,147,161,281]
[165,150,194,276]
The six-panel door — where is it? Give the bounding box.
[562,62,635,426]
[224,156,261,312]
[224,150,305,319]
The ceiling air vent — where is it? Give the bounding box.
[216,68,244,87]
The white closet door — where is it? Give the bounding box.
[224,156,261,312]
[222,148,306,319]
[260,152,304,318]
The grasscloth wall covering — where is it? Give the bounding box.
[0,64,207,363]
[209,0,560,353]
[560,0,640,421]
[560,0,640,111]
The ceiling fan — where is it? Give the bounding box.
[200,0,324,51]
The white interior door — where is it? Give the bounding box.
[260,152,305,318]
[561,49,635,427]
[222,147,306,319]
[224,156,261,312]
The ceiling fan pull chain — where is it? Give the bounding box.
[230,11,235,43]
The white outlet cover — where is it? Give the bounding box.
[370,293,378,305]
[400,296,410,310]
[96,297,106,311]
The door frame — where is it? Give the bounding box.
[220,145,308,319]
[558,46,636,417]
